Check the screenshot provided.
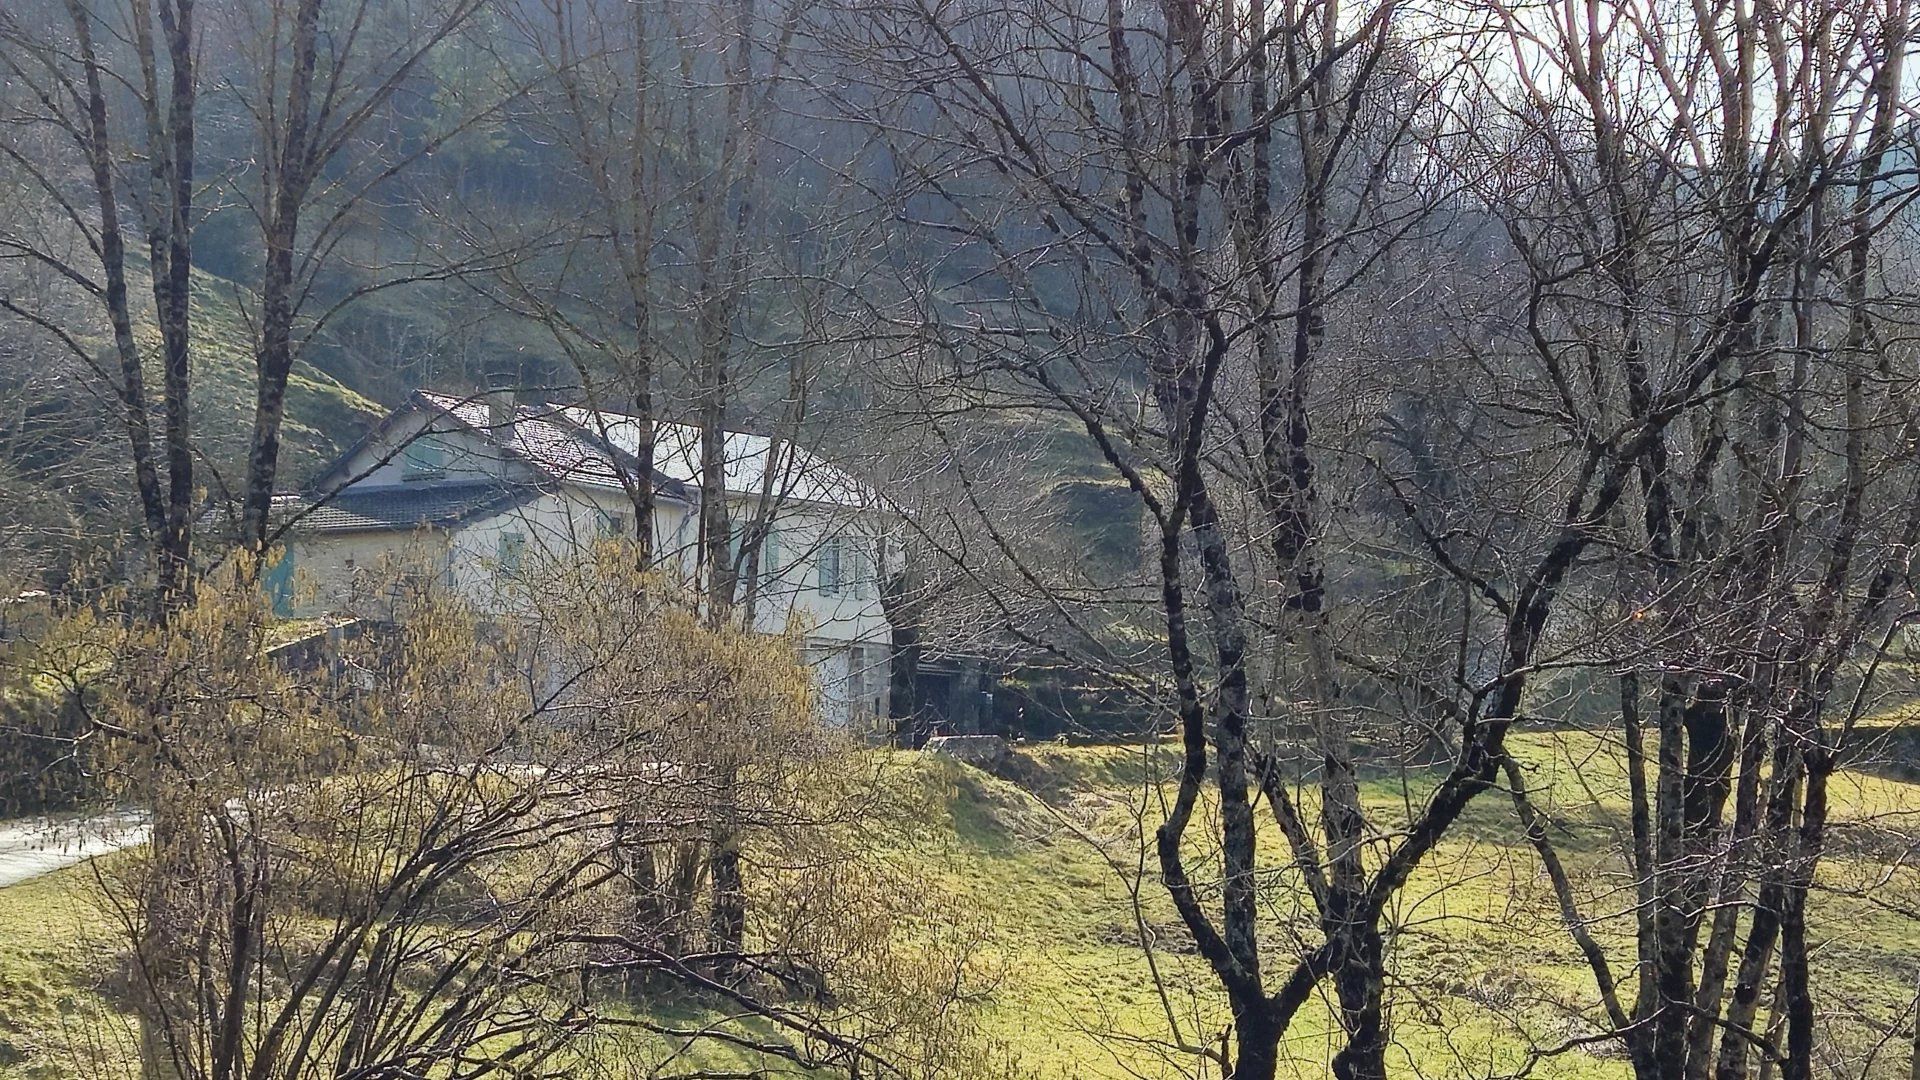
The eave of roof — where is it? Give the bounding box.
[300,387,881,515]
[552,406,877,510]
[274,480,542,534]
[303,390,693,503]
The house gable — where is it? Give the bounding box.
[307,393,536,493]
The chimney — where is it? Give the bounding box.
[483,367,518,444]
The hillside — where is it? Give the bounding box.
[0,264,385,580]
[184,276,388,485]
[4,735,1918,1079]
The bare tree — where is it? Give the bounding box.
[1454,2,1920,1077]
[226,0,493,551]
[805,0,1908,1072]
[815,1,1527,1075]
[0,0,496,602]
[0,0,200,599]
[476,0,831,596]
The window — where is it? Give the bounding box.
[595,508,628,538]
[401,435,447,480]
[817,535,843,596]
[497,531,525,573]
[668,514,695,581]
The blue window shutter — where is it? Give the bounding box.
[498,532,525,573]
[264,548,296,616]
[818,537,841,595]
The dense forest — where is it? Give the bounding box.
[3,0,1920,1078]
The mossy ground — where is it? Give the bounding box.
[182,275,387,484]
[0,866,139,1078]
[3,734,1918,1079]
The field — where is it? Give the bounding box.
[3,733,1919,1079]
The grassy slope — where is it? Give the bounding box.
[0,867,139,1078]
[182,276,387,488]
[15,266,384,491]
[883,737,1920,1079]
[3,736,1918,1080]
[0,262,383,584]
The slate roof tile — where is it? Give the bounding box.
[274,480,538,533]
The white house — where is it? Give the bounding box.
[269,387,893,726]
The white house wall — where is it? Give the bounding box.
[442,488,692,605]
[279,489,688,618]
[732,497,890,648]
[441,492,885,726]
[726,497,893,730]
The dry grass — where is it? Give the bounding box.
[3,735,1918,1079]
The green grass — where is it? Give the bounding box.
[4,735,1919,1079]
[0,867,139,1078]
[860,746,1629,1079]
[182,275,387,486]
[875,736,1920,1078]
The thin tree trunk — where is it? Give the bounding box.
[61,0,169,554]
[240,0,324,554]
[129,0,198,602]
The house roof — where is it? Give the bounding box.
[415,391,697,499]
[274,480,539,533]
[304,388,873,512]
[306,390,692,501]
[554,406,872,509]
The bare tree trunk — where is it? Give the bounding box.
[57,0,169,556]
[131,0,199,603]
[706,766,747,975]
[237,0,487,557]
[240,0,323,554]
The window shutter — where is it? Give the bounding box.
[763,527,782,580]
[498,532,525,573]
[818,537,841,595]
[264,549,296,616]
